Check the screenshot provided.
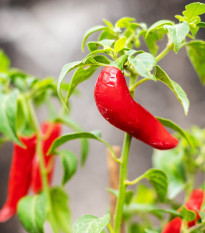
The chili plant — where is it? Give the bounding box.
[0,51,88,232]
[1,1,205,233]
[55,1,205,233]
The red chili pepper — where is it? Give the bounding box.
[0,134,37,222]
[31,122,61,194]
[185,189,204,227]
[94,66,178,150]
[162,189,205,232]
[161,217,182,233]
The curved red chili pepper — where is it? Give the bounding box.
[0,134,37,222]
[94,66,178,150]
[31,122,61,194]
[162,189,205,232]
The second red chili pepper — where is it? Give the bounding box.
[94,66,178,150]
[0,134,37,222]
[31,122,62,194]
[162,189,205,233]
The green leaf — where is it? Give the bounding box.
[197,22,205,28]
[50,187,71,233]
[55,116,89,166]
[82,25,107,52]
[0,90,21,145]
[58,150,78,185]
[92,55,111,65]
[153,149,186,199]
[182,2,205,21]
[103,19,113,29]
[73,213,110,233]
[0,50,10,72]
[17,194,47,233]
[128,223,144,233]
[48,131,116,162]
[132,184,156,204]
[179,206,196,221]
[154,65,189,115]
[114,37,127,52]
[186,40,205,85]
[156,116,191,145]
[116,17,135,28]
[146,20,174,37]
[87,39,115,52]
[145,30,165,56]
[57,61,82,101]
[128,52,156,79]
[66,65,98,100]
[164,22,189,53]
[145,230,159,233]
[143,168,168,201]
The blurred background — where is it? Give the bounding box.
[0,0,204,232]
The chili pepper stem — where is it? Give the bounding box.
[28,101,60,233]
[155,43,173,62]
[114,133,132,233]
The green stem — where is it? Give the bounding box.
[129,78,150,92]
[155,43,173,62]
[124,174,145,186]
[114,133,132,233]
[28,101,59,233]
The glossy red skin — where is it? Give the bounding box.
[0,134,37,222]
[162,217,182,233]
[162,189,205,232]
[94,66,178,150]
[31,122,61,194]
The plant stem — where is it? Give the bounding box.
[129,78,150,92]
[125,174,145,185]
[28,101,59,233]
[114,133,132,233]
[155,43,173,62]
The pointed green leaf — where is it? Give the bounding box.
[87,39,115,52]
[0,90,21,145]
[17,194,47,233]
[50,187,71,233]
[114,37,127,52]
[48,131,116,162]
[186,40,205,85]
[73,213,110,233]
[154,65,189,115]
[0,50,10,72]
[179,206,196,221]
[182,2,205,21]
[197,22,205,28]
[156,116,191,146]
[57,61,82,100]
[128,52,156,79]
[143,168,168,201]
[146,20,174,37]
[116,17,135,28]
[103,19,113,29]
[82,25,107,52]
[66,65,98,101]
[164,22,189,53]
[58,150,78,185]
